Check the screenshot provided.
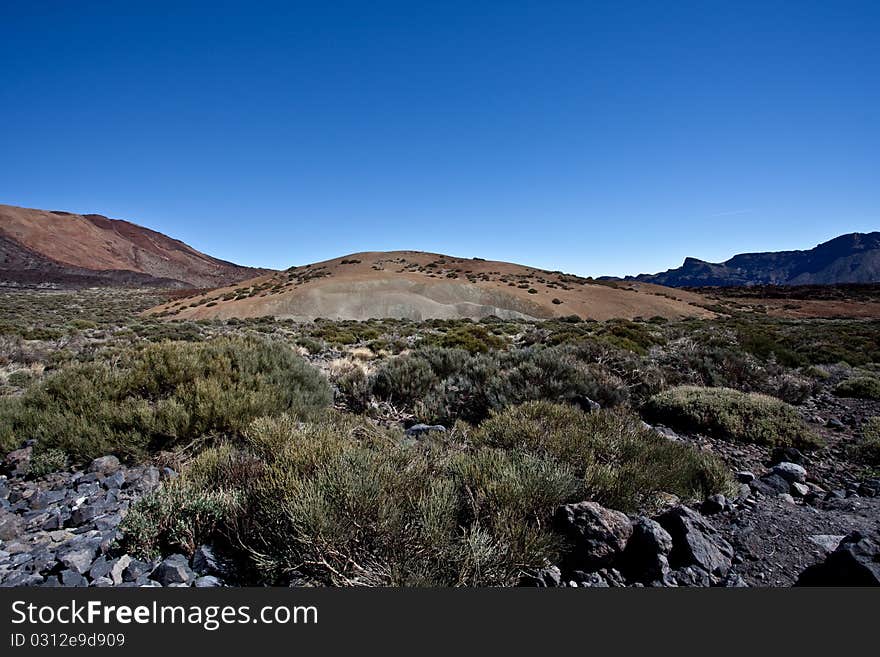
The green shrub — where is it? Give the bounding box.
[854,417,880,466]
[6,370,34,388]
[120,481,240,560]
[373,346,626,424]
[643,386,823,449]
[0,337,332,462]
[26,448,68,477]
[126,412,574,585]
[472,402,733,510]
[124,404,731,585]
[431,324,507,354]
[834,376,880,400]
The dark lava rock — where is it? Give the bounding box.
[59,569,88,587]
[769,447,807,467]
[518,566,562,587]
[701,494,729,515]
[656,505,734,577]
[796,530,880,586]
[554,501,632,569]
[192,544,223,576]
[751,474,791,496]
[57,544,98,575]
[621,516,673,583]
[151,554,195,586]
[123,558,153,583]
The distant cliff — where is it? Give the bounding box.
[629,232,880,287]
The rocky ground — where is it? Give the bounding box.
[0,446,224,587]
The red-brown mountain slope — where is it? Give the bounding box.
[0,203,265,288]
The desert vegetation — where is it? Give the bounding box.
[2,286,879,587]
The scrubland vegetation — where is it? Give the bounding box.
[1,287,878,585]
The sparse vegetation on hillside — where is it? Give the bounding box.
[4,285,880,589]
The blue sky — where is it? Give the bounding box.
[1,1,877,277]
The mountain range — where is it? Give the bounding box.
[2,202,878,320]
[627,232,880,287]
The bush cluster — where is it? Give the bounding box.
[120,404,731,586]
[834,376,880,400]
[0,337,332,462]
[643,386,823,450]
[371,346,626,424]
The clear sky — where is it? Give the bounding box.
[1,1,877,277]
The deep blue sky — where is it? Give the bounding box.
[1,1,878,276]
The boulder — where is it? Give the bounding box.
[0,513,23,541]
[554,501,632,569]
[194,575,223,587]
[735,471,755,484]
[771,462,807,484]
[109,555,132,585]
[192,544,223,576]
[751,474,790,496]
[4,446,33,477]
[123,559,152,582]
[700,494,728,515]
[518,566,562,587]
[59,569,88,587]
[89,556,113,581]
[656,505,734,577]
[88,456,121,475]
[58,545,98,575]
[796,530,880,586]
[770,447,806,466]
[151,554,195,586]
[622,516,673,583]
[404,424,447,438]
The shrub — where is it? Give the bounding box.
[431,324,507,354]
[854,417,880,466]
[120,480,240,560]
[124,404,731,586]
[125,412,576,585]
[472,402,733,510]
[373,346,626,425]
[643,386,823,450]
[834,376,880,400]
[0,337,332,462]
[6,370,34,388]
[26,448,68,477]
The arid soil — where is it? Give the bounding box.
[148,250,714,322]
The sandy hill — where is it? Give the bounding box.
[0,203,265,288]
[148,250,713,322]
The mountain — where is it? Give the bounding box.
[0,204,265,288]
[628,232,880,287]
[147,250,713,322]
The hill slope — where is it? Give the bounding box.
[0,204,264,288]
[148,251,712,322]
[629,232,880,287]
